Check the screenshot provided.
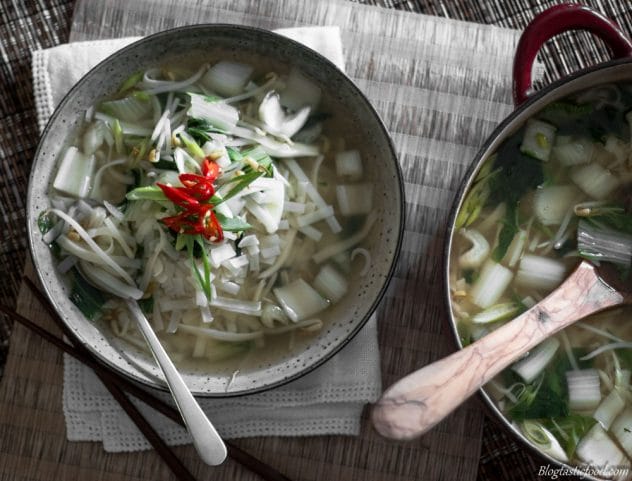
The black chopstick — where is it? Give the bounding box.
[0,301,197,481]
[16,276,293,481]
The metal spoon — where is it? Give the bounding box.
[372,260,631,440]
[125,299,227,465]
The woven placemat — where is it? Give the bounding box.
[2,1,632,480]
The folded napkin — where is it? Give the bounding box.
[32,26,381,452]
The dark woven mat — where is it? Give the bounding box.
[1,1,631,479]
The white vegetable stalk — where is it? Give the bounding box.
[511,337,560,383]
[566,369,602,411]
[203,61,254,97]
[551,137,594,166]
[258,90,311,138]
[469,259,513,309]
[274,278,329,322]
[611,407,632,457]
[534,185,579,226]
[188,93,239,132]
[280,68,322,111]
[520,420,569,462]
[575,424,629,470]
[571,162,620,200]
[593,390,625,430]
[313,264,348,303]
[53,147,95,199]
[335,150,363,180]
[515,255,566,291]
[520,119,557,161]
[336,184,374,216]
[458,228,490,269]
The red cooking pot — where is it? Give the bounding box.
[376,4,632,480]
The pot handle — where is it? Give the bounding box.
[513,3,632,106]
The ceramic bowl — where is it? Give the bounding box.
[27,24,404,396]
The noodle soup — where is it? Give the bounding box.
[450,83,632,474]
[41,55,378,374]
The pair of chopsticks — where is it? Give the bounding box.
[0,276,292,481]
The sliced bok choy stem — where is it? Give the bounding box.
[273,278,329,322]
[575,423,629,468]
[258,90,310,138]
[53,147,95,199]
[502,229,527,268]
[608,407,632,457]
[551,137,594,166]
[336,184,373,216]
[515,255,566,291]
[534,185,579,226]
[458,228,490,269]
[313,264,348,303]
[188,93,239,132]
[566,369,601,411]
[571,162,620,200]
[335,150,363,180]
[468,259,513,309]
[511,337,560,383]
[520,118,556,161]
[202,61,253,97]
[593,390,625,430]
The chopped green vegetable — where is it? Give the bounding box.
[137,296,154,314]
[38,211,54,235]
[226,146,244,163]
[126,186,167,201]
[455,158,498,229]
[69,268,108,320]
[542,415,596,459]
[216,213,251,232]
[492,203,518,262]
[116,71,144,96]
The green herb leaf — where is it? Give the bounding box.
[116,71,144,95]
[69,269,107,321]
[216,213,251,232]
[492,203,518,262]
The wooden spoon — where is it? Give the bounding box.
[372,260,630,440]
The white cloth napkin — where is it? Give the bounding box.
[31,26,382,452]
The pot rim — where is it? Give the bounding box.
[444,56,632,478]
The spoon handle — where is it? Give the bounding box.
[372,261,625,440]
[126,300,227,466]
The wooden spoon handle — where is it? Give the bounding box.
[372,261,624,440]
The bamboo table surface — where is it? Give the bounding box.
[1,1,632,480]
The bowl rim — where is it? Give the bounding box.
[27,23,406,397]
[443,57,632,478]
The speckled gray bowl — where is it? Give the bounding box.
[27,24,404,396]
